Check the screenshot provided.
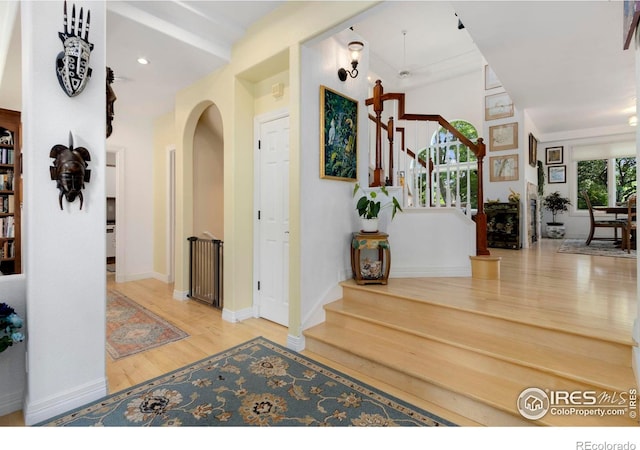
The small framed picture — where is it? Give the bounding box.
[548,165,566,184]
[545,146,564,165]
[485,92,514,121]
[484,65,501,90]
[528,133,538,168]
[489,154,519,182]
[489,122,518,151]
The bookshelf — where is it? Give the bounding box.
[0,109,21,274]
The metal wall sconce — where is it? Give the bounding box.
[338,41,364,81]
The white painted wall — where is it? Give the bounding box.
[389,208,474,277]
[300,31,369,330]
[405,69,484,132]
[21,1,107,424]
[107,114,154,281]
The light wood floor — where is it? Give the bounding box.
[1,238,636,426]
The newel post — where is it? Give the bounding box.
[475,138,490,255]
[372,80,384,187]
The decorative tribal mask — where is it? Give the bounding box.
[106,66,116,138]
[56,1,94,97]
[50,132,91,210]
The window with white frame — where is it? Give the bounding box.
[573,141,636,210]
[421,120,479,209]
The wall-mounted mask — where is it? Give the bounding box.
[50,132,91,210]
[56,1,93,97]
[106,66,116,138]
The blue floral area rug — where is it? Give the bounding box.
[38,337,455,427]
[558,239,636,259]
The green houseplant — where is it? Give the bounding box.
[543,191,571,238]
[353,183,402,232]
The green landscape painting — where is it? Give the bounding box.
[320,86,358,181]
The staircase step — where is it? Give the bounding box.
[341,282,632,364]
[304,321,637,426]
[324,297,635,392]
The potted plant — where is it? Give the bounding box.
[542,191,571,238]
[353,182,403,232]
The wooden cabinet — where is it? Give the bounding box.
[485,202,520,250]
[0,109,21,274]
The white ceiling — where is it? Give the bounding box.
[452,1,636,136]
[106,0,284,117]
[1,1,636,138]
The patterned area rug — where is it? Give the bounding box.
[558,239,636,259]
[38,337,455,427]
[106,290,189,359]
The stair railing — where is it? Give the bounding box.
[365,79,489,256]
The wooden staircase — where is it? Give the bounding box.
[304,279,638,426]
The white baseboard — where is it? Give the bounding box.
[23,377,108,425]
[173,289,189,301]
[152,271,170,283]
[221,307,254,323]
[0,388,24,417]
[122,271,156,282]
[287,334,305,352]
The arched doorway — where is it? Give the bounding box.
[193,104,224,241]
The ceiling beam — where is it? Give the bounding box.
[107,1,231,61]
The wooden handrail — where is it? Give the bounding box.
[365,79,489,256]
[367,115,427,168]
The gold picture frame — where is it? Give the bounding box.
[489,154,519,182]
[484,65,501,90]
[489,122,518,151]
[485,92,514,121]
[320,85,358,181]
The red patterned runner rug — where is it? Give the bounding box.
[106,290,188,359]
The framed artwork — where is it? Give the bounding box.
[545,146,563,165]
[320,85,358,181]
[489,154,519,182]
[485,92,514,121]
[548,165,566,184]
[528,133,538,168]
[484,65,501,90]
[489,122,518,151]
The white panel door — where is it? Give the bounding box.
[258,115,289,326]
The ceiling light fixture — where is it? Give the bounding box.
[137,57,149,65]
[398,30,411,79]
[338,41,364,81]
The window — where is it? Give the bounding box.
[573,141,636,209]
[425,120,479,209]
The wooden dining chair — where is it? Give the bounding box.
[622,195,636,253]
[581,191,626,245]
